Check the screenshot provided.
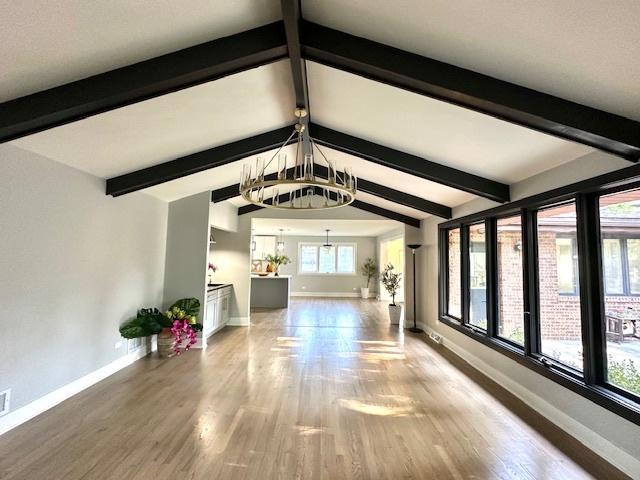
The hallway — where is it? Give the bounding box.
[0,299,627,479]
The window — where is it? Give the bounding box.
[600,237,640,296]
[298,243,356,274]
[437,167,640,423]
[468,223,487,329]
[497,215,524,345]
[600,189,640,396]
[300,245,318,273]
[556,237,579,294]
[447,228,461,318]
[537,203,583,371]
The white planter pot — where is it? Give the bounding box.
[360,287,370,299]
[388,304,402,325]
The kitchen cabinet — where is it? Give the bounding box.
[204,285,232,338]
[252,235,276,260]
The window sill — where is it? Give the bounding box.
[439,315,640,426]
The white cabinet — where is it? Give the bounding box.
[204,285,232,338]
[252,235,276,260]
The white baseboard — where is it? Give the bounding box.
[0,340,155,437]
[421,325,640,478]
[227,316,249,326]
[290,291,376,298]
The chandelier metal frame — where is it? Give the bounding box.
[240,109,357,210]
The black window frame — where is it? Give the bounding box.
[438,166,640,426]
[495,213,526,349]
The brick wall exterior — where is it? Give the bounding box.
[497,231,524,338]
[448,227,640,340]
[447,229,461,317]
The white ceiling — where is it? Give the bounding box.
[304,0,640,121]
[4,0,637,224]
[0,0,280,101]
[308,61,599,184]
[12,61,294,178]
[252,218,400,237]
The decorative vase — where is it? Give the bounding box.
[388,304,402,325]
[274,266,280,277]
[360,287,369,299]
[157,328,175,357]
[266,263,274,273]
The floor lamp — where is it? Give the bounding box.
[407,244,423,333]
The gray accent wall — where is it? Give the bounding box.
[163,192,210,320]
[0,144,168,412]
[277,235,378,295]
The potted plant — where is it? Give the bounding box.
[265,253,291,276]
[119,298,202,357]
[360,257,377,299]
[381,263,402,325]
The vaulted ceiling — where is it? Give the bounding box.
[3,0,639,225]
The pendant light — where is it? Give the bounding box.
[277,228,285,252]
[323,229,332,248]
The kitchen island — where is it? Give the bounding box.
[250,275,291,309]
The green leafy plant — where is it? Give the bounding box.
[119,308,165,339]
[381,263,402,306]
[608,358,640,395]
[265,253,291,268]
[361,257,377,288]
[119,298,202,339]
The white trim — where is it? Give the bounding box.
[0,339,156,437]
[227,316,250,326]
[421,324,640,478]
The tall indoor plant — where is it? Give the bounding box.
[360,257,377,299]
[265,253,291,276]
[381,263,402,325]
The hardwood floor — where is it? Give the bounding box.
[0,298,629,479]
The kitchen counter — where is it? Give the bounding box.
[207,283,232,292]
[250,276,290,308]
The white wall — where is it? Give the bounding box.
[276,235,378,296]
[209,203,401,322]
[0,144,168,413]
[163,192,210,320]
[209,201,238,233]
[417,152,640,477]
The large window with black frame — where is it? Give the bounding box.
[598,188,640,397]
[438,171,640,424]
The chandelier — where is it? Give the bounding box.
[240,109,357,210]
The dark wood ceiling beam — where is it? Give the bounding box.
[310,123,510,203]
[0,22,288,143]
[107,125,296,196]
[214,163,452,218]
[280,0,312,155]
[301,21,640,161]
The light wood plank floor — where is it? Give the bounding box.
[0,298,629,479]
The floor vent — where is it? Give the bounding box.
[429,332,443,344]
[0,389,10,417]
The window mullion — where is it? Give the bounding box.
[522,208,540,357]
[576,193,605,385]
[621,239,631,295]
[461,225,470,325]
[485,218,498,337]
